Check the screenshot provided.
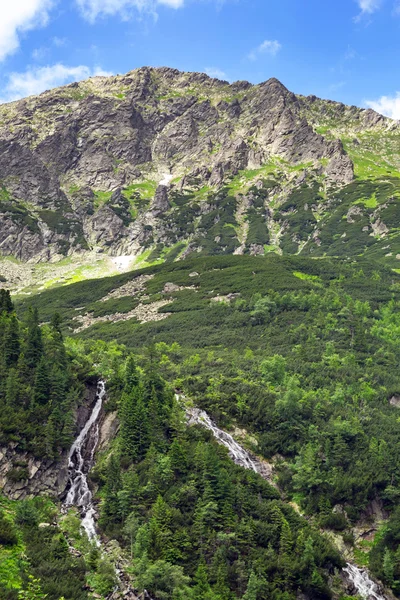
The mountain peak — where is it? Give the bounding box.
[1,65,398,271]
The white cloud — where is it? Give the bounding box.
[205,67,227,80]
[354,0,382,20]
[75,0,184,21]
[32,46,50,60]
[365,93,400,119]
[0,63,113,103]
[52,36,67,46]
[0,2,54,62]
[248,39,282,61]
[358,0,381,12]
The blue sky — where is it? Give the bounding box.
[0,0,400,118]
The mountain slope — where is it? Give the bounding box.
[2,66,397,269]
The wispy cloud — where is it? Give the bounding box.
[0,2,54,62]
[0,63,113,103]
[357,0,382,13]
[75,0,185,22]
[248,39,282,61]
[205,67,227,80]
[365,92,400,119]
[52,36,67,46]
[344,46,357,60]
[329,81,346,92]
[32,46,50,61]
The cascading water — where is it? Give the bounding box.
[344,564,387,600]
[185,400,388,600]
[186,407,259,472]
[64,380,106,544]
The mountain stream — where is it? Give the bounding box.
[62,387,388,599]
[185,402,388,600]
[63,380,106,545]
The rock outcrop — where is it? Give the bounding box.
[0,383,98,500]
[0,66,375,262]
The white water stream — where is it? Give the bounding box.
[185,400,388,600]
[62,387,388,598]
[64,380,106,544]
[187,407,259,471]
[343,564,387,600]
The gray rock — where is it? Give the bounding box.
[151,185,170,215]
[0,65,384,263]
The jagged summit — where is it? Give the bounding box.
[0,66,398,269]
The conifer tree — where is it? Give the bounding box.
[33,357,50,405]
[242,571,264,600]
[4,315,20,367]
[169,438,188,476]
[119,387,140,459]
[0,289,13,314]
[124,354,140,391]
[49,367,67,406]
[47,313,67,368]
[132,394,150,461]
[24,307,43,369]
[5,368,20,407]
[102,453,122,521]
[193,562,214,599]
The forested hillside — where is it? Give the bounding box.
[5,252,400,597]
[2,67,400,600]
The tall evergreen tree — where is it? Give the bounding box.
[120,386,150,461]
[4,315,20,367]
[0,289,13,314]
[47,313,67,368]
[24,308,43,369]
[5,368,20,406]
[33,357,50,405]
[124,354,140,391]
[102,454,122,521]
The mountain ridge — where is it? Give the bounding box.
[0,66,399,279]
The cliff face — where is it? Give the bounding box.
[0,66,399,267]
[0,67,358,261]
[0,383,98,500]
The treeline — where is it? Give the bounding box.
[94,355,343,600]
[0,290,82,460]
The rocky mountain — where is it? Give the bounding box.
[0,66,399,267]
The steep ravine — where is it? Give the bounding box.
[0,381,98,500]
[183,397,392,600]
[61,381,150,600]
[63,380,106,544]
[0,381,393,599]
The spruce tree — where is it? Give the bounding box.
[124,354,140,391]
[132,394,150,461]
[5,368,21,406]
[102,454,122,521]
[24,307,43,369]
[47,313,67,368]
[119,389,139,459]
[242,571,264,600]
[33,357,50,405]
[49,367,67,406]
[4,315,20,367]
[120,386,150,461]
[0,289,13,314]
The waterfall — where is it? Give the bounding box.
[344,564,388,600]
[64,380,106,544]
[184,400,389,600]
[186,407,259,472]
